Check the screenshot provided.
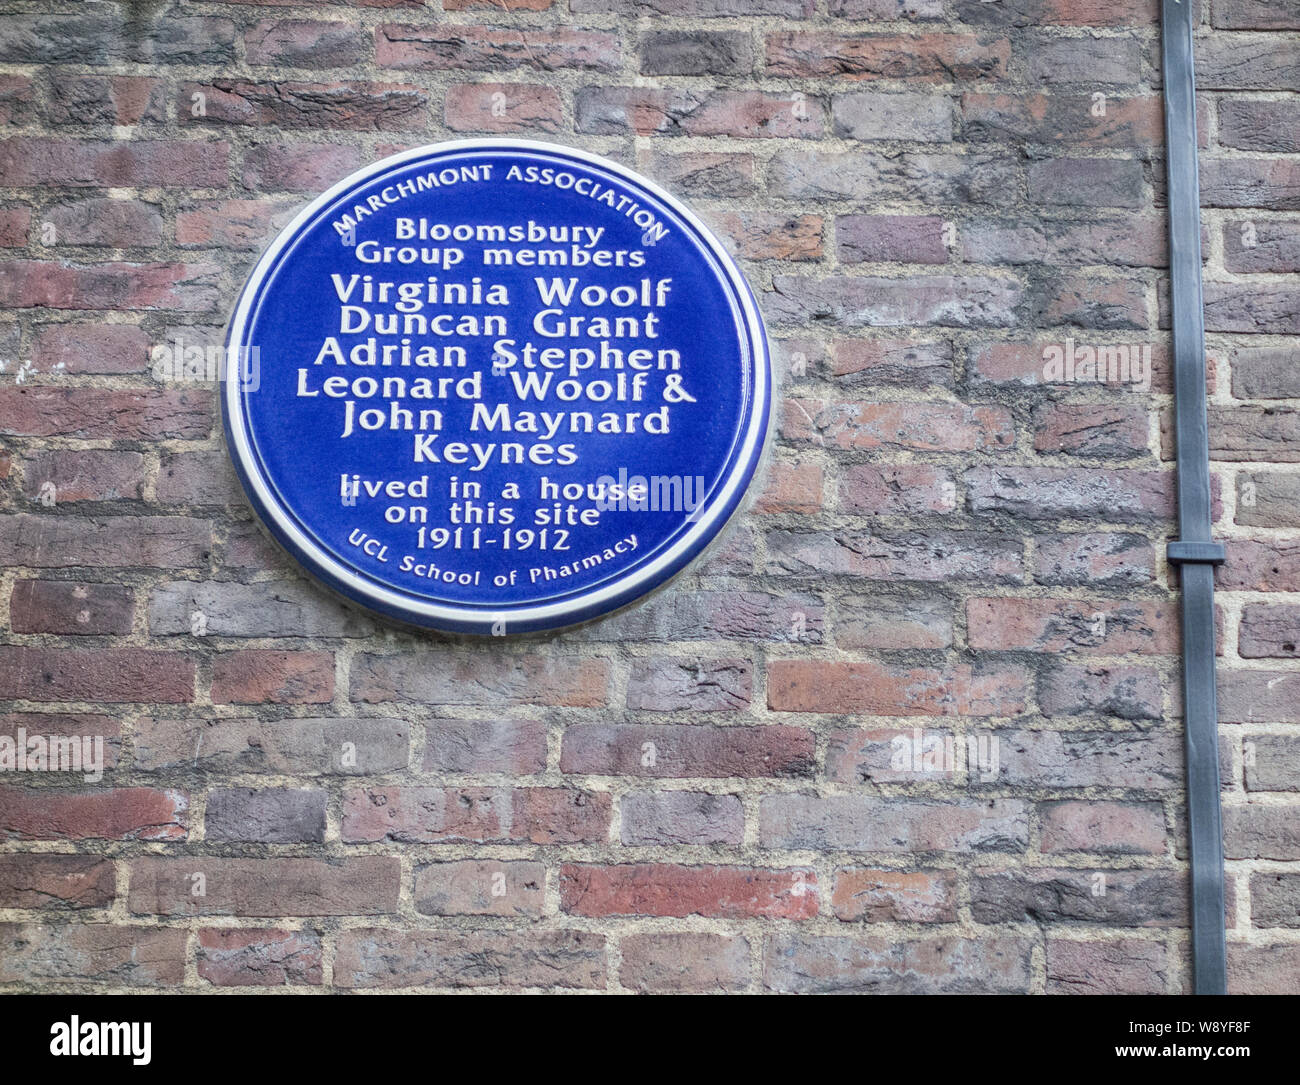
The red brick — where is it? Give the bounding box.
[560,863,817,919]
[0,646,195,702]
[0,388,211,439]
[32,322,150,375]
[211,650,334,704]
[839,464,957,514]
[768,660,1030,716]
[560,723,815,778]
[0,787,186,841]
[413,859,546,917]
[0,138,229,187]
[10,580,135,635]
[0,514,211,569]
[832,868,957,922]
[1039,800,1166,854]
[241,141,363,191]
[0,854,115,909]
[0,260,219,311]
[755,461,823,514]
[334,928,605,989]
[21,449,147,502]
[1047,939,1167,993]
[967,597,1178,655]
[445,83,562,134]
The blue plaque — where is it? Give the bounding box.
[223,140,771,635]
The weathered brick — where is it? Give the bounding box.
[342,786,610,844]
[768,274,1021,328]
[380,25,619,71]
[626,658,752,712]
[972,867,1186,925]
[1031,533,1156,587]
[352,651,608,707]
[31,323,150,376]
[246,19,366,68]
[760,795,1029,852]
[211,650,334,704]
[561,863,816,919]
[764,933,1033,993]
[1245,734,1300,792]
[560,723,814,778]
[1046,938,1167,993]
[832,868,957,922]
[621,791,744,845]
[43,198,163,248]
[782,399,1014,451]
[0,787,186,841]
[838,214,948,264]
[641,30,752,75]
[149,580,372,638]
[134,715,408,776]
[0,261,220,312]
[1037,663,1164,719]
[197,928,322,987]
[335,928,605,989]
[1250,872,1300,927]
[1239,603,1300,658]
[183,79,427,130]
[414,859,545,917]
[0,388,211,440]
[206,788,326,844]
[241,141,362,191]
[0,854,115,910]
[835,592,955,650]
[769,659,1030,716]
[1228,944,1300,994]
[769,148,1019,205]
[966,466,1175,522]
[831,338,954,387]
[0,923,186,986]
[1039,801,1167,854]
[768,32,1008,82]
[619,932,750,993]
[1225,220,1300,274]
[1211,0,1300,30]
[839,464,957,515]
[1224,804,1300,859]
[0,138,229,187]
[762,527,1023,582]
[445,82,562,133]
[128,856,399,916]
[423,718,545,773]
[0,646,194,703]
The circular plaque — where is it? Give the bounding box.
[223,139,771,635]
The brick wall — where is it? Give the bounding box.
[0,0,1297,994]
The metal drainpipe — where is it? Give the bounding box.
[1160,0,1228,994]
